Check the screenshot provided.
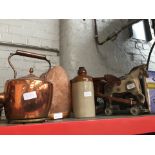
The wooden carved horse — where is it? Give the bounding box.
[104,64,148,104]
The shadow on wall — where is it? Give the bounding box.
[61,19,152,79]
[94,19,137,76]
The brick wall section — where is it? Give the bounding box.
[0,19,60,91]
[60,19,155,79]
[0,19,59,49]
[0,19,155,91]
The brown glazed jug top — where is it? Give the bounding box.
[72,67,93,83]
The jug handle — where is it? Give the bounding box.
[8,50,51,79]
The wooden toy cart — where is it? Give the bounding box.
[93,77,149,116]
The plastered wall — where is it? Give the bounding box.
[60,19,155,79]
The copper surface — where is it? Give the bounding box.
[0,93,5,103]
[41,66,71,119]
[0,50,53,123]
[0,93,5,120]
[4,79,52,121]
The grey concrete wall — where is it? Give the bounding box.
[60,19,155,79]
[0,19,59,91]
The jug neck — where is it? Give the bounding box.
[78,67,87,76]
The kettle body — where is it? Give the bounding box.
[71,67,95,118]
[0,50,53,123]
[4,78,52,123]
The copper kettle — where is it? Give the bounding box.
[0,50,53,123]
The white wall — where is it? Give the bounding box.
[60,19,155,79]
[0,19,60,91]
[0,19,59,49]
[0,19,155,92]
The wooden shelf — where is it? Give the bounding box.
[0,115,155,135]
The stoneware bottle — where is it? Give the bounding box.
[71,67,96,118]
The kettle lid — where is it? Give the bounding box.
[19,68,40,80]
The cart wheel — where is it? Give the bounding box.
[105,108,113,116]
[138,105,143,110]
[130,106,140,116]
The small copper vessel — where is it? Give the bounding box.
[0,50,53,123]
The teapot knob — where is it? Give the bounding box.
[29,68,34,74]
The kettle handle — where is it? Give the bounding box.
[8,50,51,79]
